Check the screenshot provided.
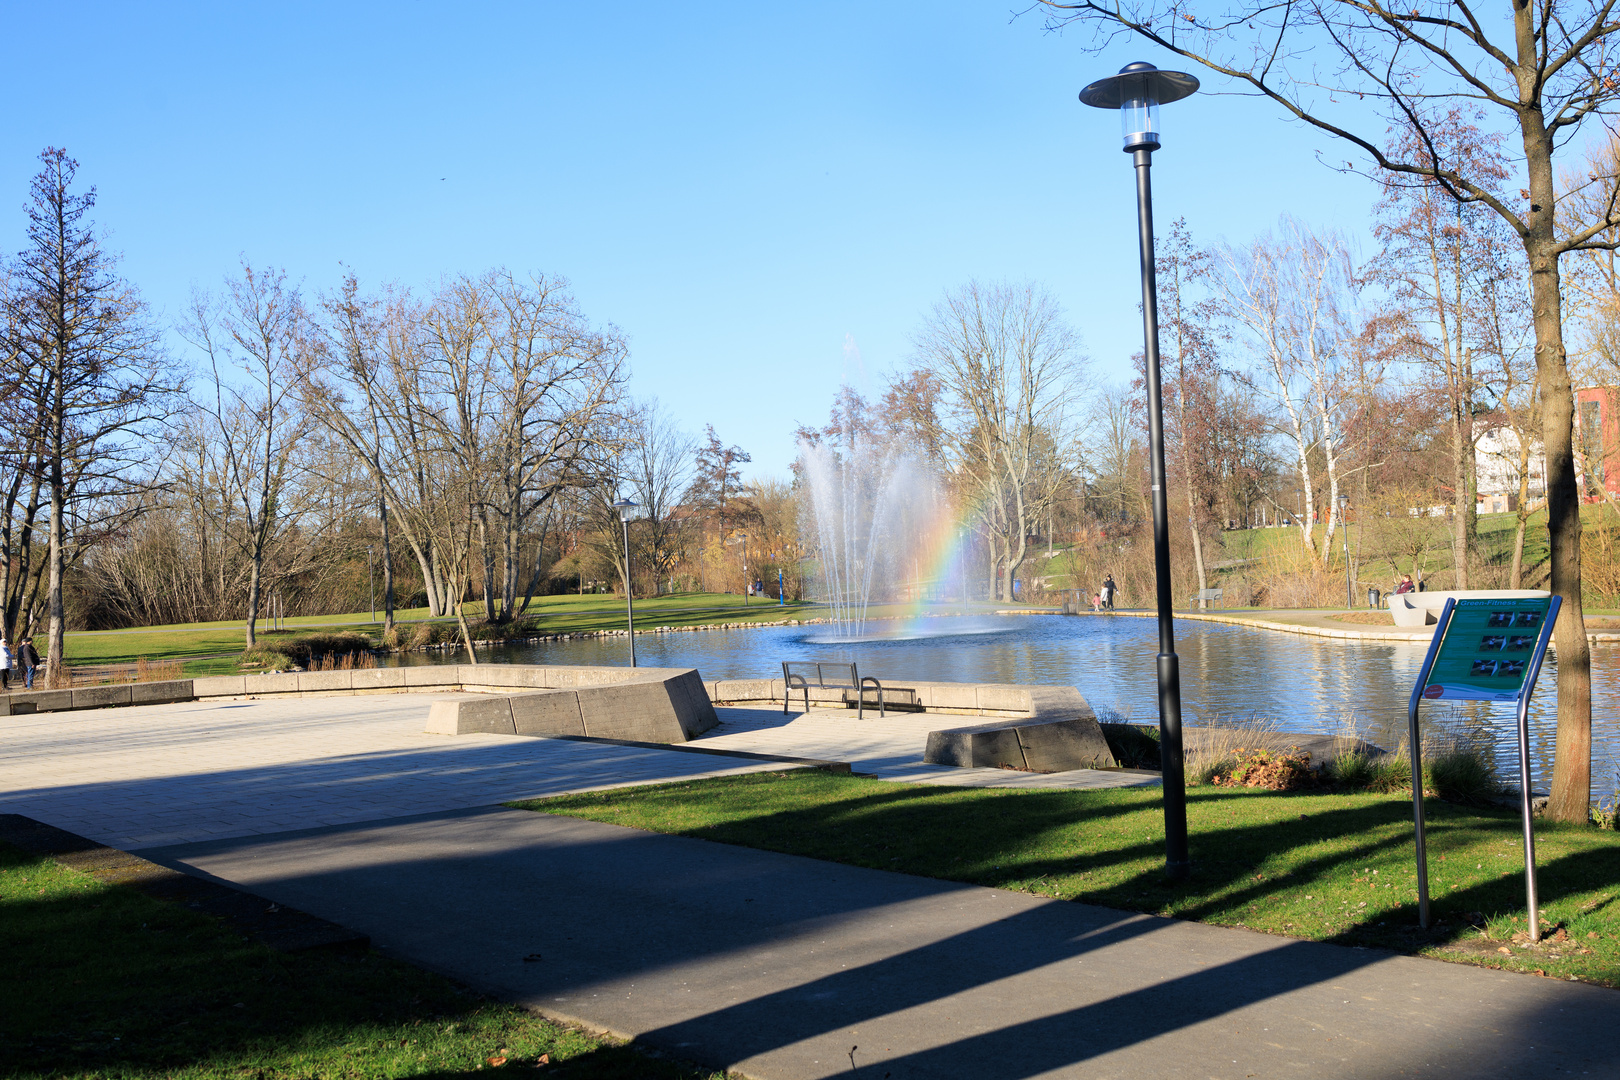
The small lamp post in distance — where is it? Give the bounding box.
[1339,493,1353,608]
[1080,60,1199,881]
[613,497,638,667]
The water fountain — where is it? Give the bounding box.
[795,439,939,639]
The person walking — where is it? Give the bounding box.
[1102,574,1118,611]
[20,637,39,689]
[0,633,12,692]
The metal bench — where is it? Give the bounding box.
[1190,588,1223,607]
[782,661,888,718]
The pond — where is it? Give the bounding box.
[428,612,1620,802]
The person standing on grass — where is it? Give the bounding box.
[20,638,38,689]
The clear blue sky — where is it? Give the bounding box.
[0,2,1381,479]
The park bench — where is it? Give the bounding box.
[781,661,902,718]
[1189,588,1223,608]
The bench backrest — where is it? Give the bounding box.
[782,660,859,688]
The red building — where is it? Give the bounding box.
[1575,386,1620,502]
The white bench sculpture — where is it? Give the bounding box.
[1387,588,1550,627]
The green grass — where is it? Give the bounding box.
[515,772,1620,985]
[0,842,727,1079]
[56,593,1028,675]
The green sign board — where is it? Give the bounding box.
[1421,597,1555,702]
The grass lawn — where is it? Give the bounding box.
[55,594,1027,676]
[0,842,727,1079]
[517,772,1620,986]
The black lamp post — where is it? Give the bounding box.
[1339,493,1353,608]
[613,497,638,667]
[1081,60,1199,881]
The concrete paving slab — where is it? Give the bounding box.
[147,807,1618,1080]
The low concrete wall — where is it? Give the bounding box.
[707,677,1094,720]
[0,664,719,746]
[924,715,1117,772]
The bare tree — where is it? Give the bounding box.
[913,281,1085,601]
[3,149,179,686]
[183,264,315,649]
[623,400,696,594]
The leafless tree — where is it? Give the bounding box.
[912,280,1086,601]
[3,149,180,686]
[183,263,316,648]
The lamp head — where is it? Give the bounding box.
[612,497,638,523]
[1079,61,1200,152]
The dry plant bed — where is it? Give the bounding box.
[0,842,730,1079]
[518,772,1620,987]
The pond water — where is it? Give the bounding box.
[429,612,1620,801]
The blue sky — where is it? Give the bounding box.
[0,2,1382,478]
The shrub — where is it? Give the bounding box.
[1365,753,1414,793]
[240,648,293,671]
[1210,747,1316,791]
[1327,750,1379,789]
[1427,748,1499,805]
[1100,722,1161,770]
[406,622,453,649]
[133,657,184,683]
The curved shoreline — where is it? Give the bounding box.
[1088,608,1620,646]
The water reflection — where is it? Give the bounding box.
[462,614,1618,800]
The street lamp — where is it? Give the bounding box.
[1081,60,1199,881]
[613,497,638,667]
[1339,493,1353,608]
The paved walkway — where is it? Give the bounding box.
[0,696,799,849]
[149,807,1619,1079]
[701,707,1159,790]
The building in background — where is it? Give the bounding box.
[1574,386,1620,503]
[1475,415,1548,514]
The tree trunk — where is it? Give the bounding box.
[44,478,65,689]
[1510,437,1532,590]
[380,494,395,634]
[1524,205,1590,821]
[245,555,262,648]
[1453,400,1471,589]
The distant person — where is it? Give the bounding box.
[1091,592,1103,613]
[1102,575,1118,611]
[0,634,12,691]
[20,637,38,689]
[1395,574,1415,595]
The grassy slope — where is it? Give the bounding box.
[519,772,1620,986]
[0,842,725,1079]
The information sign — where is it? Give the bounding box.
[1420,596,1554,701]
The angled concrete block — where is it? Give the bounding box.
[131,679,193,705]
[193,676,248,698]
[574,669,717,742]
[1016,718,1115,771]
[351,668,408,691]
[297,671,353,693]
[510,690,585,736]
[245,673,301,696]
[424,695,515,735]
[923,724,1026,769]
[72,685,132,710]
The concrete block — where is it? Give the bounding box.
[404,666,460,687]
[574,669,717,742]
[976,685,1034,714]
[924,724,1026,769]
[131,680,194,705]
[0,696,10,716]
[668,669,719,737]
[297,671,353,693]
[922,682,979,710]
[712,678,776,702]
[72,685,132,710]
[424,695,516,735]
[350,668,407,691]
[244,672,301,696]
[11,689,73,714]
[510,690,585,736]
[1016,718,1116,771]
[193,675,248,698]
